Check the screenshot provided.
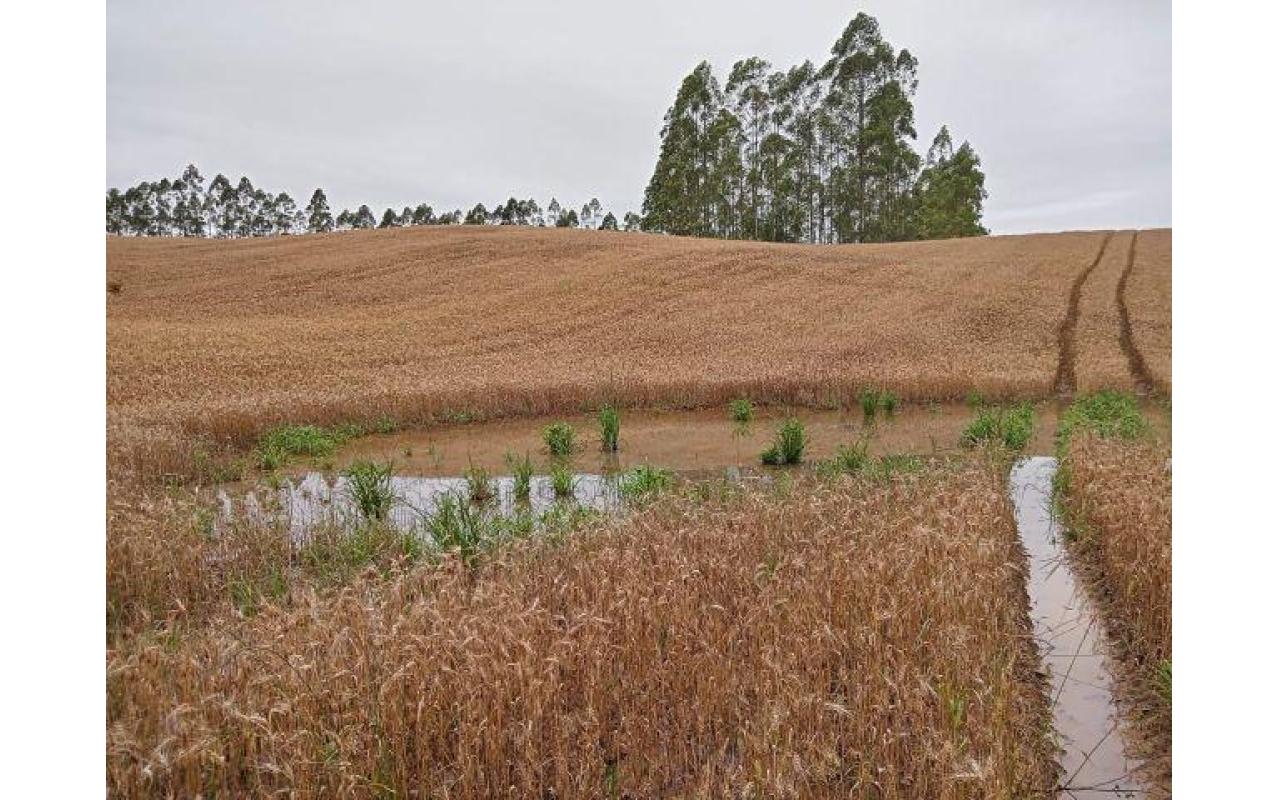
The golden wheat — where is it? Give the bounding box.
[106,226,1172,480]
[108,464,1056,798]
[1060,433,1172,795]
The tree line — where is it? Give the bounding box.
[105,164,640,237]
[641,12,988,243]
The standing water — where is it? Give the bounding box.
[1009,457,1147,797]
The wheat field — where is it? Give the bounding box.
[1059,433,1173,795]
[105,226,1173,797]
[106,226,1171,478]
[108,464,1057,798]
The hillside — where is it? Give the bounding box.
[106,226,1171,470]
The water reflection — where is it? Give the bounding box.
[218,471,621,539]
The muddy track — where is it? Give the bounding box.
[1053,231,1115,396]
[1115,231,1155,395]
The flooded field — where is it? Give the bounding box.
[332,401,1125,476]
[1011,457,1148,797]
[218,471,624,538]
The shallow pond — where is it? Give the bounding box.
[332,401,1088,476]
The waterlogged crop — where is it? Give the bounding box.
[618,464,674,499]
[962,403,1035,451]
[343,460,396,522]
[760,418,807,465]
[506,451,534,500]
[598,406,620,452]
[542,422,577,458]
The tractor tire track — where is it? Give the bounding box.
[1054,231,1115,397]
[1115,231,1154,395]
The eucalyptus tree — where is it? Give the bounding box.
[600,211,618,230]
[411,203,434,225]
[273,192,298,234]
[464,203,488,224]
[641,61,724,236]
[913,126,988,239]
[353,205,376,229]
[306,189,334,232]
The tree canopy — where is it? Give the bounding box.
[106,165,635,239]
[641,13,987,243]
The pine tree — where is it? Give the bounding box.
[600,211,618,230]
[353,205,376,229]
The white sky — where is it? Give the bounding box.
[107,0,1171,234]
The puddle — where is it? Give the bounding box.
[218,471,623,540]
[335,402,1086,476]
[1010,457,1148,797]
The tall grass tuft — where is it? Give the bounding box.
[962,403,1034,451]
[618,464,674,499]
[464,461,494,505]
[1056,390,1148,450]
[833,441,869,474]
[256,424,359,470]
[506,451,534,501]
[542,421,577,458]
[550,462,577,499]
[760,417,807,465]
[859,389,880,422]
[342,460,396,522]
[598,406,621,452]
[424,493,490,567]
[729,398,754,425]
[879,390,898,416]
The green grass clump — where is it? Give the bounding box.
[962,404,1035,451]
[833,441,870,473]
[343,460,396,522]
[618,464,674,499]
[464,462,494,505]
[760,418,807,465]
[506,451,534,501]
[1056,390,1148,450]
[859,389,880,421]
[879,390,898,416]
[542,422,577,458]
[598,406,620,452]
[729,398,754,425]
[424,494,491,567]
[550,462,577,498]
[255,423,362,470]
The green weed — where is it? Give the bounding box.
[542,422,577,458]
[550,462,577,499]
[859,389,880,421]
[598,406,620,452]
[343,460,396,522]
[729,398,754,425]
[879,390,898,416]
[761,418,807,465]
[962,403,1035,451]
[506,451,534,501]
[464,462,494,505]
[618,464,674,499]
[1056,390,1148,450]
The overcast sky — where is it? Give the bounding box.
[107,0,1170,235]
